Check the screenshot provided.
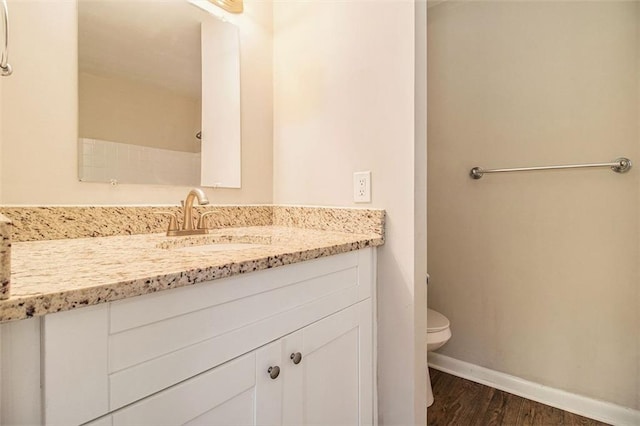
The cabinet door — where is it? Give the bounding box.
[109,351,252,425]
[109,341,284,426]
[255,340,284,426]
[283,300,373,426]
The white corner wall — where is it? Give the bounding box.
[273,1,426,424]
[0,0,273,205]
[428,0,640,410]
[414,0,428,421]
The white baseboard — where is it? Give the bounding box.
[428,352,640,426]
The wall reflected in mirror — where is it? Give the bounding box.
[77,0,241,187]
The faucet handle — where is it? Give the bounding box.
[154,212,179,234]
[197,210,217,230]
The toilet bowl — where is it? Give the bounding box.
[426,308,451,407]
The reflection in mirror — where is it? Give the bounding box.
[77,0,241,187]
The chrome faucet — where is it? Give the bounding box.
[182,188,209,231]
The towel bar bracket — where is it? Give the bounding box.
[1,0,11,77]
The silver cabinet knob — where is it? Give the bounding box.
[290,352,303,365]
[268,366,280,380]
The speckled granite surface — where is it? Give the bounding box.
[0,206,273,242]
[273,206,385,236]
[0,205,384,243]
[0,226,383,322]
[0,214,11,300]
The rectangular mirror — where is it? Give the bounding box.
[77,0,241,188]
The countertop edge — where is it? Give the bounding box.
[0,214,11,301]
[0,236,383,323]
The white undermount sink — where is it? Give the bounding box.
[156,234,272,254]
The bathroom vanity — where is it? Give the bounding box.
[0,206,384,426]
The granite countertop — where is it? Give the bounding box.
[0,225,383,322]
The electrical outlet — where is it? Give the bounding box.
[353,171,371,203]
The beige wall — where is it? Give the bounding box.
[0,0,272,205]
[428,1,639,409]
[273,1,427,424]
[79,72,200,153]
[637,5,640,411]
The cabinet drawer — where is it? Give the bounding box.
[110,265,357,373]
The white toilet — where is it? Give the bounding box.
[426,308,451,407]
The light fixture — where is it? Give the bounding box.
[209,0,242,14]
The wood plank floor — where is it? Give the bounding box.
[427,369,611,426]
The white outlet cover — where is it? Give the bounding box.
[353,171,371,203]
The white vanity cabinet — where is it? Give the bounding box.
[92,300,372,426]
[2,248,376,425]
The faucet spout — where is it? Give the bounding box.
[183,188,209,231]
